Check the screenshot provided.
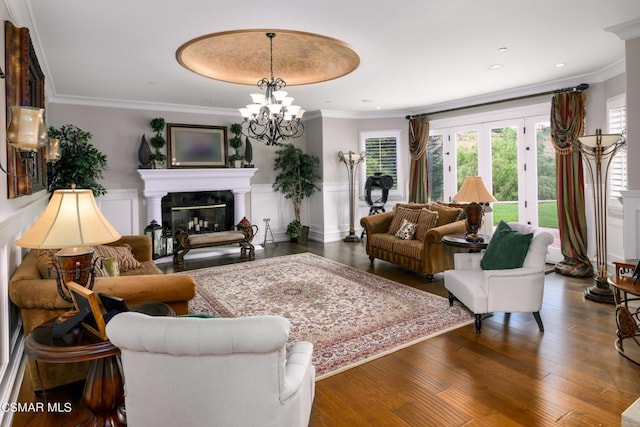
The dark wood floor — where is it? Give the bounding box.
[12,240,640,426]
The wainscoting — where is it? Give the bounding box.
[0,192,48,427]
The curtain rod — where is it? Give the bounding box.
[406,83,589,120]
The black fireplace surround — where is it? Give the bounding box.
[161,191,234,236]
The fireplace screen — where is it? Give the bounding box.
[161,191,234,236]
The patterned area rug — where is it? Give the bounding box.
[188,253,474,379]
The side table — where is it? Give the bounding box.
[25,321,125,427]
[609,260,640,365]
[24,302,176,427]
[442,234,489,253]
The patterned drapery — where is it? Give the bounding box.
[550,92,593,278]
[408,117,429,203]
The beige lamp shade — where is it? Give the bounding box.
[578,133,622,148]
[6,106,48,152]
[453,176,497,203]
[16,189,121,249]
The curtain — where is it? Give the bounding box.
[408,117,429,203]
[550,92,593,277]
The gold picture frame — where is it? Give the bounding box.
[167,123,228,168]
[67,281,108,340]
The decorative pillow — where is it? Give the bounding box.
[435,201,468,220]
[36,249,58,279]
[394,218,417,240]
[387,207,422,235]
[415,209,439,241]
[429,203,463,227]
[102,258,120,277]
[480,221,533,270]
[93,244,142,273]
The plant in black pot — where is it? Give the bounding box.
[47,124,108,197]
[273,144,321,242]
[149,117,167,168]
[229,123,244,167]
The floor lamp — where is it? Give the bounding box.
[338,150,365,242]
[577,129,625,304]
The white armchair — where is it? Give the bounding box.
[106,312,315,427]
[443,223,554,333]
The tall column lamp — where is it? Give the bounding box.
[338,150,365,242]
[577,129,625,304]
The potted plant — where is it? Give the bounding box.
[229,123,244,168]
[149,117,167,168]
[47,124,108,197]
[273,144,321,242]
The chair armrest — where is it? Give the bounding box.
[360,211,394,235]
[282,341,314,402]
[453,252,483,270]
[481,267,546,312]
[424,220,467,243]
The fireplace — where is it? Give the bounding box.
[161,190,234,235]
[138,168,258,232]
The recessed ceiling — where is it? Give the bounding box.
[176,29,360,86]
[16,0,640,114]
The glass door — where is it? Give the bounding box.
[487,120,524,226]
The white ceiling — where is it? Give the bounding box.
[10,0,640,117]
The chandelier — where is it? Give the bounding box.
[238,33,305,146]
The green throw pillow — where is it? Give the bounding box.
[179,313,220,318]
[480,221,533,270]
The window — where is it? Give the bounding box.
[361,130,401,193]
[608,95,627,201]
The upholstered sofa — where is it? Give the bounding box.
[360,203,468,281]
[9,235,197,390]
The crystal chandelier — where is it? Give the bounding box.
[239,33,305,146]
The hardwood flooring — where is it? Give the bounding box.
[11,240,640,426]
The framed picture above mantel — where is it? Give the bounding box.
[167,123,228,168]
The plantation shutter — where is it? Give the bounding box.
[608,101,627,200]
[365,137,398,190]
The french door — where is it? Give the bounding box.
[430,115,558,233]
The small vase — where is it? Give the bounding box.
[234,160,242,168]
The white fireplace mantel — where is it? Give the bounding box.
[138,168,258,225]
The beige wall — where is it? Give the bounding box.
[627,37,640,190]
[46,103,309,191]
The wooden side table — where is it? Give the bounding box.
[442,234,489,253]
[25,322,125,427]
[609,260,640,365]
[24,302,176,426]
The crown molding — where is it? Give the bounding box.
[606,18,640,41]
[48,94,241,117]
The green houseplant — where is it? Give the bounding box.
[272,144,321,241]
[47,124,108,197]
[229,123,244,167]
[149,117,167,167]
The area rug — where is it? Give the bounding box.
[188,253,474,379]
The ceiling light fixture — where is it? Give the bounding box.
[238,32,304,146]
[488,64,504,70]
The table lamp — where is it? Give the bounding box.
[453,176,497,242]
[16,187,121,302]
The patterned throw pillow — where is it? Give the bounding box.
[93,244,143,273]
[429,203,463,227]
[395,218,417,240]
[415,209,439,241]
[387,207,422,235]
